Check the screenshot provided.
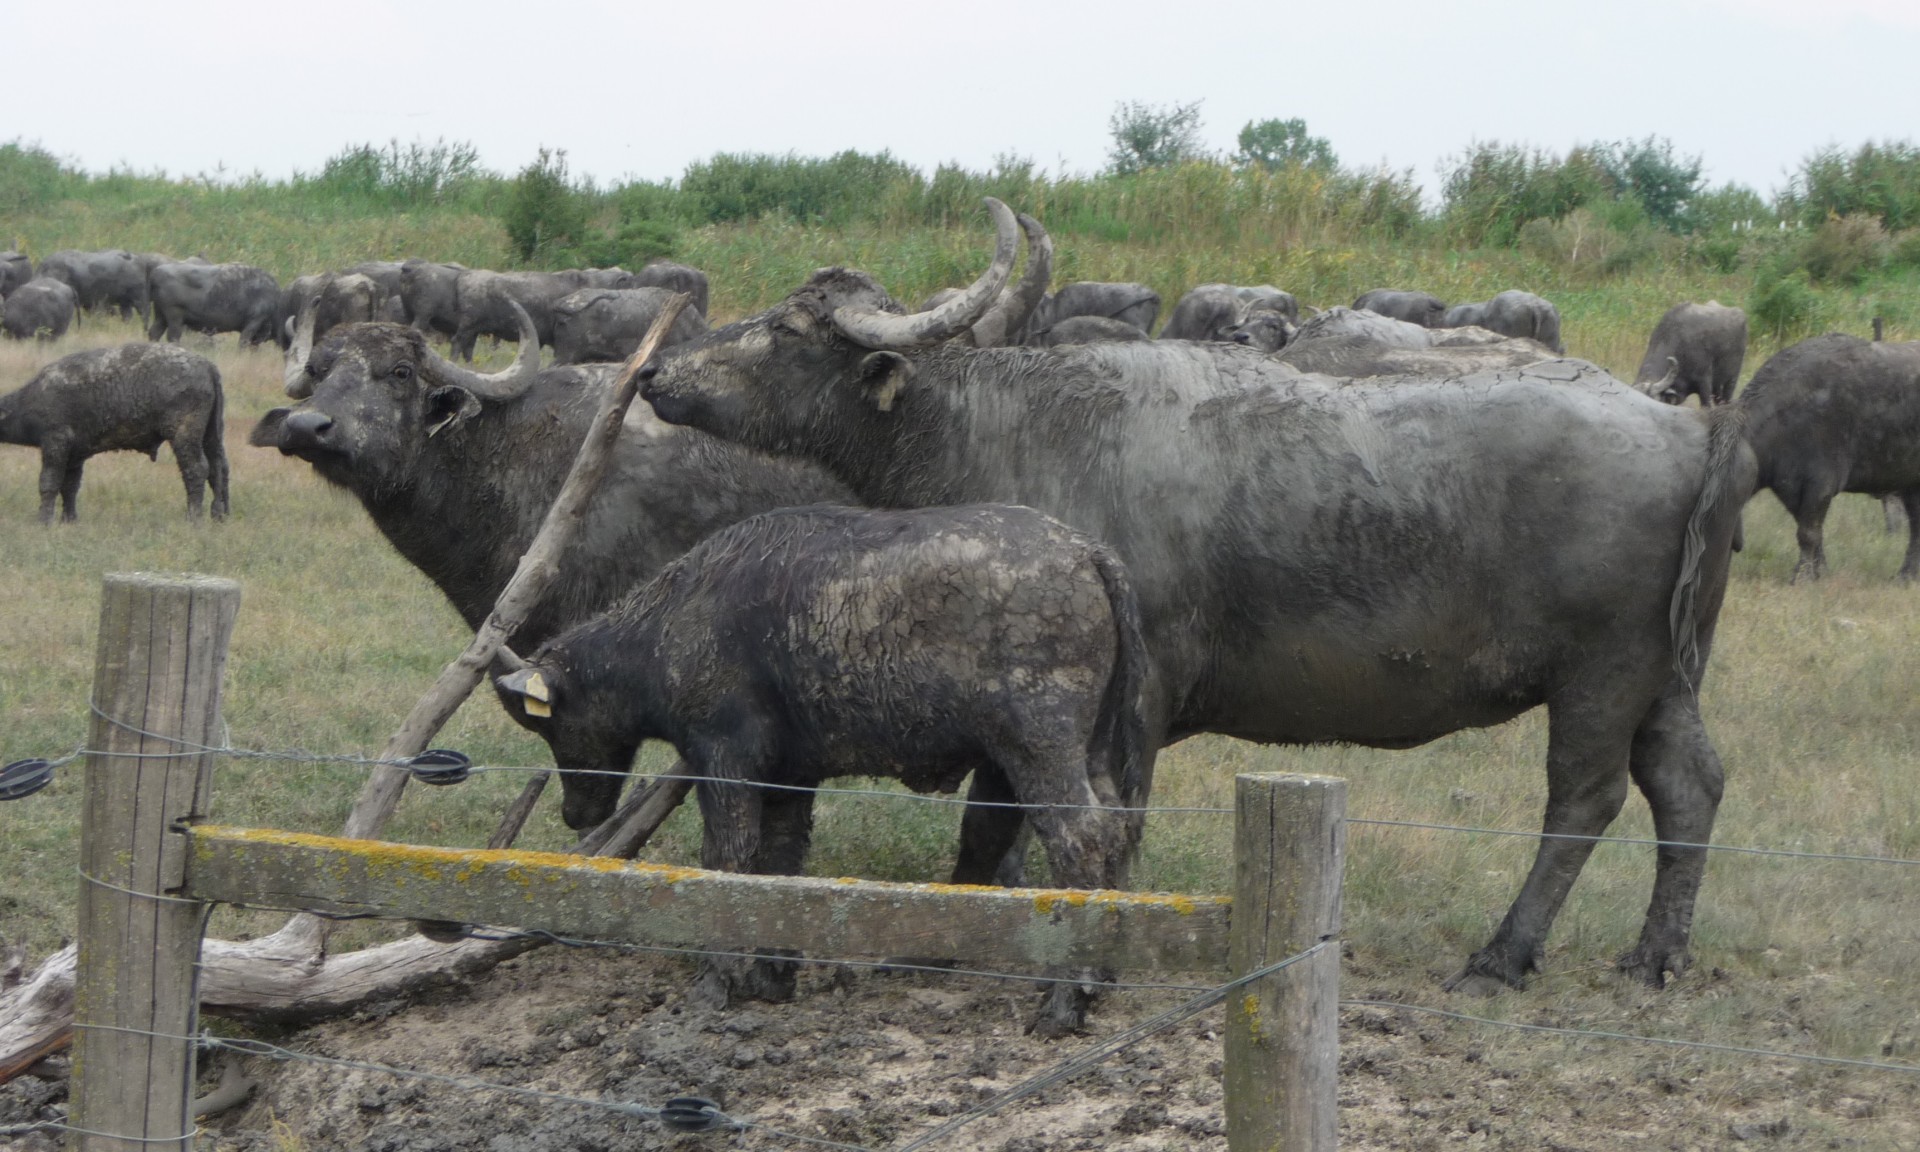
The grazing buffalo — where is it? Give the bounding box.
[1353,288,1447,327]
[398,260,465,339]
[38,249,150,322]
[1636,302,1747,407]
[1,252,33,298]
[250,306,853,666]
[1738,333,1920,581]
[1443,290,1563,354]
[148,262,280,345]
[550,287,709,365]
[627,261,711,319]
[1,278,79,340]
[497,503,1149,1029]
[642,199,1755,997]
[450,269,601,360]
[0,343,229,523]
[1277,307,1553,376]
[1023,281,1159,343]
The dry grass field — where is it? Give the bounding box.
[2,277,1918,1146]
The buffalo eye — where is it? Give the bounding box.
[392,362,414,383]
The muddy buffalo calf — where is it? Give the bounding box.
[0,343,229,523]
[497,502,1151,1031]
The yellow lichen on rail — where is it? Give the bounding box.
[187,826,1226,915]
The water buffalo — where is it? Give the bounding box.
[1353,288,1447,327]
[148,262,280,345]
[1277,307,1552,376]
[398,260,464,338]
[1,252,33,298]
[1029,315,1153,347]
[642,198,1755,997]
[627,261,711,319]
[1636,302,1747,407]
[450,269,600,360]
[38,249,150,323]
[497,503,1149,1029]
[1738,332,1920,581]
[250,305,853,672]
[312,273,386,339]
[1,278,78,340]
[0,343,229,523]
[1162,284,1300,344]
[915,215,1056,350]
[1442,290,1564,354]
[550,288,709,365]
[1225,310,1293,353]
[1022,281,1159,343]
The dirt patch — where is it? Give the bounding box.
[7,946,1916,1151]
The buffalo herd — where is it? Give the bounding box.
[3,204,1916,1032]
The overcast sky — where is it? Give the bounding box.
[11,0,1917,202]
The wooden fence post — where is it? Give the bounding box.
[71,573,240,1151]
[1226,772,1344,1152]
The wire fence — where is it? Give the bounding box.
[10,713,1920,1149]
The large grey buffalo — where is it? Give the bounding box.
[1,278,78,340]
[551,287,709,365]
[250,305,853,674]
[1022,281,1159,343]
[1442,290,1564,354]
[1,252,33,298]
[0,343,229,523]
[496,503,1149,1029]
[148,262,280,344]
[38,249,150,322]
[641,199,1755,997]
[450,269,620,360]
[1277,306,1555,376]
[1636,302,1747,407]
[1353,288,1447,327]
[1160,284,1297,347]
[1739,332,1920,581]
[627,261,711,319]
[398,260,464,339]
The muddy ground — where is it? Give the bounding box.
[5,944,1915,1151]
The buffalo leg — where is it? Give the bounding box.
[1789,488,1834,583]
[1898,491,1920,581]
[687,735,770,1010]
[1616,678,1725,986]
[171,431,210,521]
[1446,696,1637,995]
[1882,493,1906,537]
[950,764,1030,886]
[36,442,72,524]
[729,790,818,1003]
[207,436,231,522]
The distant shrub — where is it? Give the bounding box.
[503,148,588,264]
[0,141,82,214]
[1750,259,1820,343]
[1587,136,1705,233]
[1894,230,1920,269]
[1781,140,1920,231]
[1685,182,1772,234]
[1233,118,1336,172]
[1439,141,1607,247]
[1796,214,1890,285]
[1106,100,1208,176]
[682,150,919,226]
[305,139,488,210]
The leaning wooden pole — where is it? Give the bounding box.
[71,573,240,1151]
[338,293,693,843]
[1226,772,1344,1152]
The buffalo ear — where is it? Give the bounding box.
[495,667,555,718]
[856,351,915,413]
[424,385,482,438]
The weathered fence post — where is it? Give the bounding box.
[1226,773,1344,1152]
[71,573,240,1151]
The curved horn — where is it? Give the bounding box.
[283,297,318,398]
[831,198,1019,350]
[420,300,543,400]
[966,212,1052,348]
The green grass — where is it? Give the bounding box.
[2,211,1919,1134]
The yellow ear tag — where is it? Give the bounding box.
[521,672,551,716]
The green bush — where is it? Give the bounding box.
[1750,259,1820,342]
[1588,137,1705,233]
[0,141,83,214]
[1233,118,1336,172]
[302,139,489,212]
[681,150,919,226]
[502,148,588,264]
[1106,100,1208,176]
[1894,230,1920,270]
[1781,140,1920,231]
[1798,213,1889,285]
[1438,141,1608,247]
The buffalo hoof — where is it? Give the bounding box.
[1024,982,1093,1039]
[734,953,800,1003]
[690,952,799,1010]
[1616,944,1689,989]
[1442,943,1540,996]
[1439,971,1512,998]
